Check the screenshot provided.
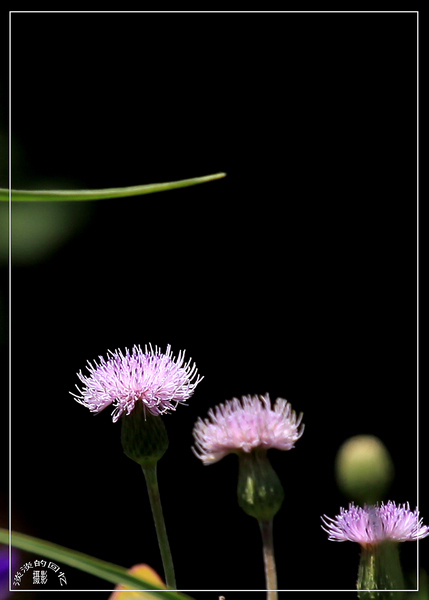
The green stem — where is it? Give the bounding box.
[142,464,176,589]
[259,519,278,600]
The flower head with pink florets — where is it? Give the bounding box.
[71,344,203,422]
[192,393,304,465]
[321,501,429,546]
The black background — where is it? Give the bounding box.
[1,10,422,600]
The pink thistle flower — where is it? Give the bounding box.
[321,501,429,546]
[71,344,203,422]
[192,393,304,465]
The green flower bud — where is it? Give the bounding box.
[335,435,394,505]
[121,401,169,468]
[237,449,285,521]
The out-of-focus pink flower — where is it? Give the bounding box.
[71,344,202,422]
[192,393,304,465]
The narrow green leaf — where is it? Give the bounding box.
[0,172,226,202]
[0,528,193,599]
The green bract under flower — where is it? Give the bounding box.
[236,449,285,521]
[121,401,169,468]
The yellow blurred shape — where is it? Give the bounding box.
[108,563,165,599]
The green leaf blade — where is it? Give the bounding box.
[0,172,226,202]
[0,528,193,599]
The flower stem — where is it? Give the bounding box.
[259,519,278,600]
[142,464,176,589]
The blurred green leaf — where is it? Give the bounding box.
[0,528,193,599]
[0,172,226,201]
[0,201,91,265]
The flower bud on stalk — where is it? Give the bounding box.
[72,343,203,591]
[193,393,304,599]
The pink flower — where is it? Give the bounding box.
[192,393,304,465]
[71,344,202,422]
[321,501,429,546]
